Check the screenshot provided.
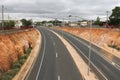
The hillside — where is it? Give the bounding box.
[56,27,120,57]
[0,29,39,73]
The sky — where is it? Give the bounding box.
[0,0,120,21]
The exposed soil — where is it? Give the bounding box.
[55,27,120,58]
[0,29,39,73]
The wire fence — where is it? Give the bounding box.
[0,26,34,34]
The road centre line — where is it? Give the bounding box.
[58,75,60,80]
[53,42,56,46]
[56,52,58,58]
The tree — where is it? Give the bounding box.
[48,20,62,26]
[4,20,15,29]
[9,21,15,27]
[21,19,32,26]
[35,22,42,26]
[41,21,47,25]
[94,17,101,25]
[109,6,120,26]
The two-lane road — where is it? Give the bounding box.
[25,27,83,80]
[53,29,120,80]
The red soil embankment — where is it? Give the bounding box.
[0,29,39,72]
[56,27,120,55]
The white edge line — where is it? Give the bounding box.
[65,37,108,80]
[49,29,107,80]
[36,30,46,80]
[67,33,120,71]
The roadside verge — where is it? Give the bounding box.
[12,29,42,80]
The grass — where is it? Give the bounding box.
[0,47,32,80]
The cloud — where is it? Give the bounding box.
[0,0,119,21]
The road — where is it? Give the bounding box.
[53,29,120,80]
[25,27,83,80]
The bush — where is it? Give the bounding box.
[0,47,32,80]
[0,75,12,80]
[108,44,120,51]
[19,59,26,65]
[0,68,19,80]
[25,47,32,54]
[19,54,29,60]
[12,62,21,69]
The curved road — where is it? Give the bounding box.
[53,28,120,80]
[25,27,83,80]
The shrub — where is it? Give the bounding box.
[108,44,120,51]
[25,47,32,54]
[19,54,29,60]
[12,62,21,69]
[19,59,26,65]
[0,75,12,80]
[0,47,32,80]
[0,68,19,80]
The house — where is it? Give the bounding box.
[44,23,53,27]
[69,22,79,27]
[80,21,88,27]
[14,20,22,28]
[0,20,22,29]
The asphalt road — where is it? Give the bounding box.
[53,29,120,80]
[25,27,83,80]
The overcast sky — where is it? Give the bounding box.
[0,0,119,21]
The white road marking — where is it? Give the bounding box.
[53,42,55,46]
[64,37,108,80]
[56,52,58,58]
[58,75,60,80]
[66,32,120,70]
[112,62,115,65]
[36,31,46,80]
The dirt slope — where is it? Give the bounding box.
[56,27,120,57]
[0,29,39,72]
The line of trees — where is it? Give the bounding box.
[0,20,15,29]
[0,18,33,30]
[109,7,120,26]
[94,6,120,28]
[35,20,62,26]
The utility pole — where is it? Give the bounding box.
[106,11,109,22]
[88,20,92,76]
[55,18,57,26]
[8,14,10,21]
[1,5,4,30]
[106,11,110,27]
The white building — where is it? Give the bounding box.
[80,21,88,27]
[14,20,22,28]
[69,22,78,27]
[44,23,53,27]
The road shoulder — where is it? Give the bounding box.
[50,30,98,80]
